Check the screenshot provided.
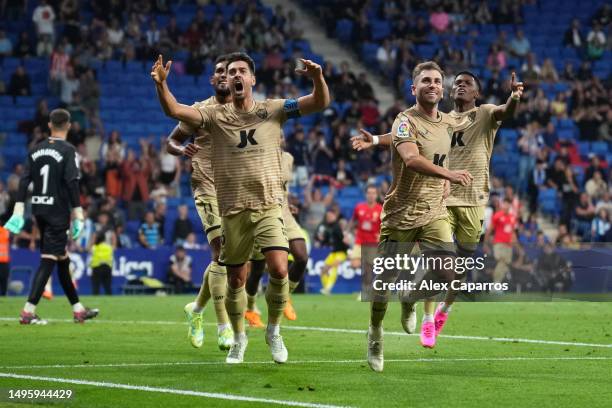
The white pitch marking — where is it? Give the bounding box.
[0,372,353,408]
[1,317,611,348]
[2,356,612,371]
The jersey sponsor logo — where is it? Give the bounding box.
[469,111,477,123]
[31,149,63,162]
[256,108,268,119]
[433,153,446,167]
[397,121,410,138]
[32,195,55,205]
[451,131,465,147]
[236,129,258,148]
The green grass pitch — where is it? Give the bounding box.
[1,295,611,407]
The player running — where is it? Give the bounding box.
[3,109,98,324]
[245,148,310,326]
[166,55,233,351]
[356,61,472,372]
[353,71,524,350]
[151,52,329,364]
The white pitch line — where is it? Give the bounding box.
[2,317,611,349]
[0,372,352,408]
[1,356,612,371]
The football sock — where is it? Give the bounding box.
[440,302,452,313]
[370,301,388,329]
[265,276,288,326]
[57,257,79,305]
[194,264,211,312]
[423,313,434,323]
[72,302,85,313]
[24,302,36,313]
[209,262,229,325]
[424,299,436,315]
[266,323,280,337]
[27,258,56,305]
[247,294,257,311]
[225,284,247,336]
[288,279,299,294]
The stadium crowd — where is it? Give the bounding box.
[0,0,610,293]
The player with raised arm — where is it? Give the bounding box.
[361,61,472,372]
[3,109,98,324]
[353,71,524,349]
[165,55,233,351]
[151,52,329,364]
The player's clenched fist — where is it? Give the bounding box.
[151,54,172,84]
[448,169,473,186]
[295,58,322,79]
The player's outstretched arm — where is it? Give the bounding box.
[396,142,473,186]
[295,59,331,115]
[166,125,200,158]
[493,72,524,122]
[151,55,201,127]
[351,129,392,151]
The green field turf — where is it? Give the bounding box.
[1,295,611,408]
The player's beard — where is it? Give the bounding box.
[215,84,231,97]
[417,89,442,109]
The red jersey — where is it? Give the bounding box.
[352,202,382,245]
[491,210,517,244]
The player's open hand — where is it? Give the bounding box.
[448,169,473,186]
[351,129,374,151]
[510,72,524,100]
[295,59,322,79]
[151,54,172,84]
[183,143,200,158]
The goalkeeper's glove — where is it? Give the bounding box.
[3,202,25,234]
[71,207,85,240]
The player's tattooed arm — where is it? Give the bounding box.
[166,125,200,158]
[493,72,524,122]
[351,129,392,151]
[396,142,473,186]
[295,59,331,115]
[151,55,201,127]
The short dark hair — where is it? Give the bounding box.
[214,54,229,65]
[225,52,256,74]
[412,61,444,82]
[49,109,71,129]
[454,71,482,91]
[365,184,378,192]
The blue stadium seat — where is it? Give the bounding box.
[591,142,609,156]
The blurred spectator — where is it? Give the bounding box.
[574,192,596,240]
[334,159,355,187]
[159,140,181,190]
[60,66,79,105]
[78,68,100,121]
[585,155,607,181]
[145,20,160,47]
[376,39,396,76]
[311,132,334,175]
[316,209,348,295]
[585,171,607,201]
[288,130,309,186]
[14,31,34,58]
[540,59,559,82]
[172,205,193,245]
[168,246,192,294]
[591,209,611,242]
[154,201,167,239]
[116,225,132,249]
[509,29,530,59]
[8,66,31,97]
[563,19,584,49]
[586,22,606,60]
[560,166,580,227]
[49,44,70,94]
[595,192,612,215]
[536,243,573,292]
[138,211,161,249]
[486,198,517,284]
[521,53,541,83]
[474,0,492,24]
[121,150,151,220]
[90,232,113,295]
[0,30,13,56]
[430,5,450,33]
[182,232,203,250]
[303,175,335,237]
[486,44,507,71]
[32,0,55,44]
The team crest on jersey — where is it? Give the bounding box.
[256,108,268,119]
[468,111,477,123]
[397,121,410,138]
[447,126,453,138]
